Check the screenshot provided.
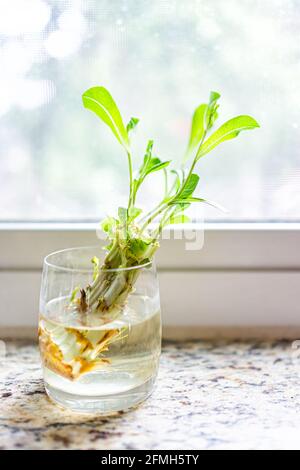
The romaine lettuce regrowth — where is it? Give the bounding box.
[77,87,259,314]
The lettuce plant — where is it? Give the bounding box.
[77,87,259,314]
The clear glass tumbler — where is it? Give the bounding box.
[39,246,161,414]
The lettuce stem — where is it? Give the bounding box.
[127,150,133,211]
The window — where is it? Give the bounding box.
[1,1,300,332]
[0,0,299,222]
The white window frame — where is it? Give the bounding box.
[1,222,300,336]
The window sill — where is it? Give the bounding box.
[0,222,299,330]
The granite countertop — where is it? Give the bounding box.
[0,338,299,450]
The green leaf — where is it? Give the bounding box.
[137,141,154,178]
[205,91,220,130]
[145,140,154,159]
[128,207,142,221]
[145,160,171,176]
[197,115,260,160]
[179,173,200,199]
[82,86,129,150]
[101,216,117,236]
[208,91,221,104]
[145,156,160,170]
[134,140,171,202]
[133,142,160,201]
[140,142,170,176]
[179,197,228,213]
[118,207,128,224]
[184,104,208,163]
[140,140,153,170]
[183,91,221,163]
[127,117,139,133]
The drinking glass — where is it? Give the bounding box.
[39,246,161,414]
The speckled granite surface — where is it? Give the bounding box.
[0,339,300,450]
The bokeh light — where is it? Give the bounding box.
[0,0,299,221]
